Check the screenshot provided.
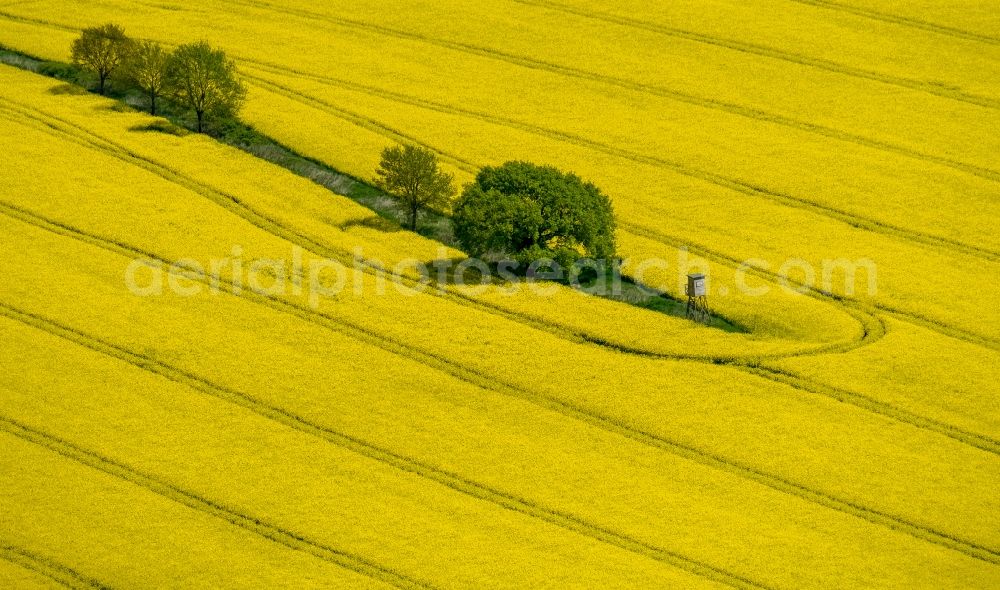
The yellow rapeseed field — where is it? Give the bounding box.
[0,1,998,588]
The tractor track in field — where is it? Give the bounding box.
[232,75,1000,354]
[619,221,1000,352]
[218,0,1000,186]
[0,304,774,590]
[509,0,1000,107]
[0,96,869,362]
[2,207,999,567]
[785,0,1000,46]
[0,544,112,590]
[15,0,1000,194]
[0,10,478,175]
[241,66,1000,267]
[0,103,877,363]
[2,3,999,578]
[0,98,613,354]
[5,10,1000,267]
[740,366,1000,455]
[224,0,1000,122]
[237,75,479,174]
[3,99,996,452]
[5,90,997,461]
[7,17,1000,324]
[0,418,436,590]
[0,9,77,33]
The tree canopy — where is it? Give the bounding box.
[70,23,134,95]
[453,161,616,267]
[124,40,170,115]
[374,144,455,231]
[166,41,246,132]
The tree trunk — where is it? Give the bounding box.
[196,110,204,133]
[410,201,418,231]
[149,91,156,116]
[98,73,106,95]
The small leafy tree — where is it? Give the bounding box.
[166,41,246,132]
[124,40,170,115]
[374,144,455,231]
[70,23,134,95]
[453,161,616,267]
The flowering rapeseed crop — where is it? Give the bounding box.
[1,1,998,586]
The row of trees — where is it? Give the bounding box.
[70,24,245,131]
[69,25,615,270]
[374,145,616,269]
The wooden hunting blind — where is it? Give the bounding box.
[687,273,706,297]
[686,273,710,324]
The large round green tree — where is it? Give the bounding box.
[453,161,616,266]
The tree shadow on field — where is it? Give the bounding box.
[47,83,88,95]
[339,215,403,233]
[421,257,509,287]
[96,101,138,114]
[129,120,190,136]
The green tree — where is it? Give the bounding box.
[453,161,616,266]
[166,41,246,132]
[124,40,169,115]
[70,23,134,95]
[374,144,455,231]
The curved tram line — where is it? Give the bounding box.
[1,205,997,568]
[0,98,994,450]
[238,65,1000,265]
[0,96,874,361]
[231,74,1000,354]
[0,303,773,590]
[3,95,997,462]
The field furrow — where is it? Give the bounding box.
[0,301,775,589]
[2,202,998,568]
[1,80,992,556]
[786,0,1000,43]
[0,545,109,590]
[2,300,998,589]
[219,0,1000,183]
[0,418,444,590]
[230,74,1000,343]
[1,9,997,586]
[0,84,870,361]
[238,63,1000,265]
[4,9,1000,256]
[0,435,403,589]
